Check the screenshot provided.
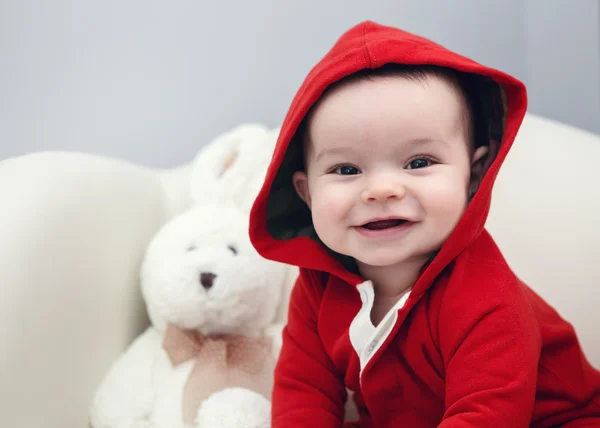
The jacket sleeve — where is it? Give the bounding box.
[272,270,349,427]
[437,261,542,427]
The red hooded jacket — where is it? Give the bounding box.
[249,21,600,427]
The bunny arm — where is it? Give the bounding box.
[196,388,271,428]
[89,327,162,428]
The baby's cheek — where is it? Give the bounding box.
[324,197,345,216]
[423,176,469,218]
[314,185,349,218]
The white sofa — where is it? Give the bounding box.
[0,114,598,427]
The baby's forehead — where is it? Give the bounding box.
[304,72,472,153]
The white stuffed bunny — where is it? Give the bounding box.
[89,203,291,428]
[90,123,297,428]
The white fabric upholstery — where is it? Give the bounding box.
[486,114,600,367]
[0,114,598,427]
[0,152,191,427]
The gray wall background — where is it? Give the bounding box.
[1,0,598,168]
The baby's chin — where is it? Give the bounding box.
[355,255,410,268]
[318,235,437,268]
[352,248,438,269]
[331,245,400,267]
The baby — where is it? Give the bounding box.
[250,21,600,427]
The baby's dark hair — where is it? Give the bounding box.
[297,63,490,170]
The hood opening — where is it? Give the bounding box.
[265,64,507,260]
[250,21,527,286]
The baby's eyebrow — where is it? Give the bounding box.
[314,139,449,162]
[411,138,449,147]
[315,146,357,162]
[404,138,451,150]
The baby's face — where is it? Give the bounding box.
[293,74,484,269]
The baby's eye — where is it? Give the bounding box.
[227,245,238,255]
[406,158,433,170]
[333,165,361,175]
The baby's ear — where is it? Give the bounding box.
[292,171,311,209]
[468,145,490,198]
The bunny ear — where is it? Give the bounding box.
[189,123,269,204]
[219,126,280,213]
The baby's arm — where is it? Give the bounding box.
[436,266,541,427]
[272,271,349,428]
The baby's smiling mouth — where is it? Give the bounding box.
[361,219,409,230]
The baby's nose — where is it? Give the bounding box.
[200,272,217,289]
[361,180,406,203]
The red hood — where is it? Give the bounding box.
[249,21,527,293]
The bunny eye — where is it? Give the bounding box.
[228,245,238,255]
[187,245,197,252]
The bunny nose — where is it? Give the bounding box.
[200,272,216,289]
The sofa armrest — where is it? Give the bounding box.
[0,152,172,427]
